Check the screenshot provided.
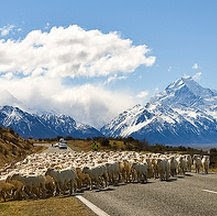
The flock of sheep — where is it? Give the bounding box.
[0,149,210,202]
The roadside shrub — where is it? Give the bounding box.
[100,138,110,147]
[210,148,217,168]
[92,142,99,151]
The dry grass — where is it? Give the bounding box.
[0,127,48,170]
[0,128,31,169]
[0,196,96,216]
[67,140,94,152]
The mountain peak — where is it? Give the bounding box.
[165,76,198,92]
[151,76,217,108]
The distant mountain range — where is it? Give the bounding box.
[101,77,217,145]
[0,105,101,139]
[1,77,217,145]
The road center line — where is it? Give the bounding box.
[76,195,110,216]
[202,189,217,194]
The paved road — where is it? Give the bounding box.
[34,143,73,153]
[43,146,74,153]
[83,173,217,216]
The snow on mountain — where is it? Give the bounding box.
[40,113,102,138]
[0,105,102,139]
[0,105,52,138]
[151,76,217,108]
[101,77,217,145]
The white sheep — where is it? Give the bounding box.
[106,161,121,185]
[168,156,177,177]
[193,155,202,174]
[131,162,148,183]
[10,173,46,199]
[202,155,210,174]
[45,166,77,195]
[82,164,108,190]
[157,158,169,181]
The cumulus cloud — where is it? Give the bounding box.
[0,24,15,36]
[0,25,155,78]
[0,24,155,128]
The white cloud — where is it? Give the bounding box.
[0,25,155,79]
[0,24,156,128]
[192,72,202,81]
[0,24,15,36]
[0,76,136,128]
[136,90,149,100]
[103,74,127,85]
[53,84,136,128]
[192,63,199,70]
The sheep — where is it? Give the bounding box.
[177,156,187,176]
[44,175,56,197]
[0,180,15,202]
[106,161,121,185]
[131,162,148,183]
[184,154,192,172]
[152,159,159,179]
[5,178,28,200]
[202,155,210,174]
[157,158,169,181]
[76,167,91,190]
[168,156,177,177]
[10,173,46,199]
[193,156,202,174]
[82,164,108,190]
[0,148,211,202]
[45,167,77,195]
[146,158,154,178]
[120,160,132,183]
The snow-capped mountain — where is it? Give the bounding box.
[151,76,217,108]
[40,113,102,138]
[0,105,102,139]
[101,77,217,145]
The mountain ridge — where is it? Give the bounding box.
[101,77,217,145]
[0,105,102,139]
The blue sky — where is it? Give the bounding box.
[0,1,216,127]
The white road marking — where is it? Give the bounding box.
[76,195,110,216]
[202,189,217,194]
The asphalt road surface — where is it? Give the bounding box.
[83,173,217,216]
[34,143,74,153]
